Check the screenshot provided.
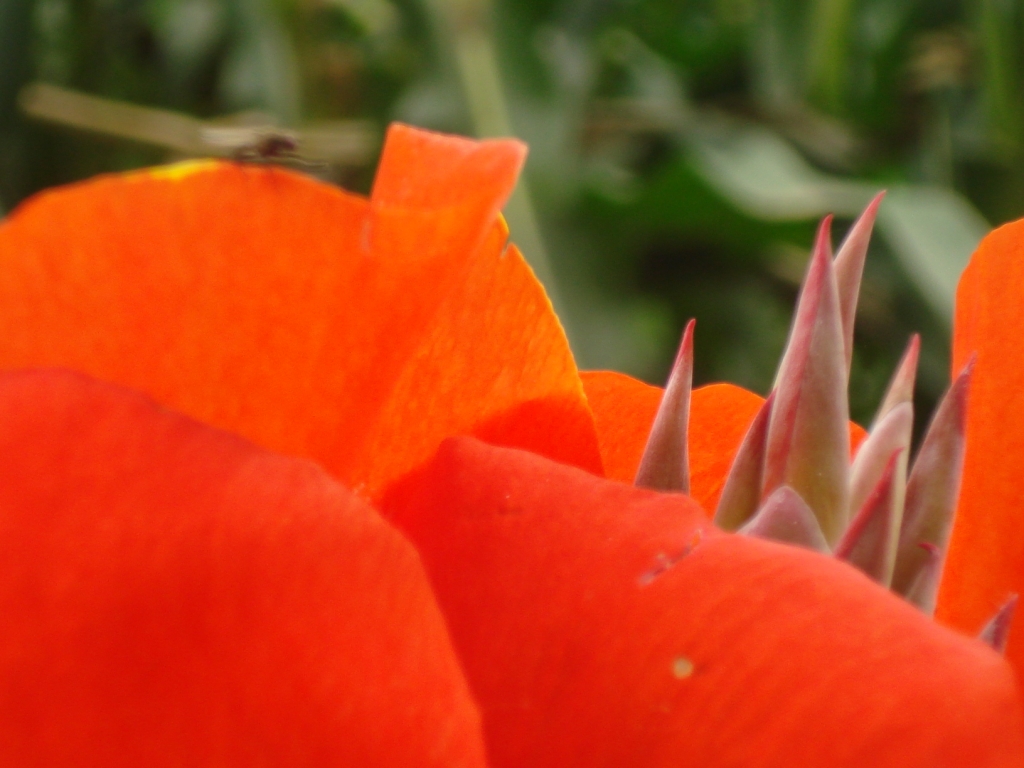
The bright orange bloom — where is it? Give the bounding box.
[0,369,486,766]
[0,127,600,500]
[384,436,1021,767]
[940,218,1024,679]
[0,124,1020,766]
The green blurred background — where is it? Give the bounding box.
[2,0,1021,427]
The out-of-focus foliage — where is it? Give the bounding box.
[2,0,1023,428]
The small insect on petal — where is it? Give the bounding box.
[978,595,1018,655]
[201,126,305,164]
[872,334,920,427]
[635,320,694,493]
[739,485,830,553]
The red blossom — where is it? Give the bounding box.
[0,123,1019,765]
[941,218,1024,678]
[0,369,486,766]
[383,436,1024,767]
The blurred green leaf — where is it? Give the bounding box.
[6,0,1024,425]
[220,0,301,121]
[806,0,855,112]
[877,185,989,322]
[680,112,989,321]
[684,112,876,219]
[148,0,228,86]
[0,0,34,210]
[977,0,1022,157]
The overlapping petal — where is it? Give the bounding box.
[581,371,764,510]
[581,371,866,513]
[382,437,1024,768]
[0,369,485,766]
[942,218,1024,675]
[0,125,601,501]
[0,120,1020,764]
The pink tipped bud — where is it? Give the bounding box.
[978,595,1018,655]
[763,217,850,544]
[849,401,912,523]
[892,359,973,597]
[635,320,694,493]
[905,542,942,615]
[738,485,830,553]
[834,192,885,375]
[873,334,920,428]
[714,392,774,531]
[835,449,903,585]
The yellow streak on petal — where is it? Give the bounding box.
[495,213,509,237]
[143,159,221,182]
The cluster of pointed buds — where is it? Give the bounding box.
[635,193,1016,651]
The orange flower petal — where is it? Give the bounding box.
[0,125,601,500]
[941,218,1024,675]
[383,437,1024,768]
[582,372,866,512]
[0,369,486,766]
[691,383,773,512]
[579,371,663,482]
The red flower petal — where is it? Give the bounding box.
[581,371,866,512]
[0,125,601,500]
[382,437,1024,768]
[943,218,1024,675]
[0,369,486,767]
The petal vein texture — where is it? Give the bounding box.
[0,124,602,500]
[0,369,486,767]
[944,218,1024,678]
[382,437,1024,768]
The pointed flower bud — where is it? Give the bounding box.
[763,218,850,543]
[714,392,774,531]
[905,543,942,614]
[893,360,973,596]
[834,192,885,375]
[738,485,830,553]
[635,191,982,636]
[978,595,1018,655]
[873,334,920,427]
[835,450,903,586]
[848,401,912,523]
[635,320,694,493]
